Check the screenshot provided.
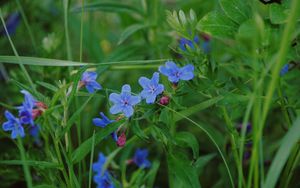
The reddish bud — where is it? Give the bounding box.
[116,132,126,147]
[159,96,170,105]
[201,33,211,41]
[35,101,48,110]
[32,109,42,119]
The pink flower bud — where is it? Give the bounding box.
[159,96,170,105]
[117,132,126,147]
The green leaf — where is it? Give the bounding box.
[174,96,223,122]
[33,185,55,188]
[264,117,300,188]
[175,132,199,159]
[220,0,250,24]
[145,161,160,187]
[167,154,201,188]
[197,11,238,38]
[132,120,149,140]
[71,120,125,164]
[269,4,289,24]
[194,153,217,175]
[0,56,91,66]
[36,81,58,92]
[118,24,148,45]
[0,160,61,169]
[71,2,144,16]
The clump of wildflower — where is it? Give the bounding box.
[93,152,115,188]
[109,84,141,118]
[133,148,151,168]
[80,71,102,93]
[159,61,194,83]
[138,72,164,104]
[2,110,24,139]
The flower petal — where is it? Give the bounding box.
[138,77,150,88]
[2,121,14,131]
[5,110,16,121]
[121,84,131,93]
[110,104,122,115]
[93,118,107,128]
[11,125,25,139]
[145,94,156,104]
[90,81,102,90]
[109,93,121,104]
[151,72,160,84]
[122,106,134,117]
[86,85,95,93]
[129,96,141,106]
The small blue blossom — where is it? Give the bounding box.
[94,172,115,188]
[109,84,141,117]
[93,112,115,128]
[280,64,289,76]
[18,90,36,125]
[2,110,25,139]
[159,61,194,83]
[93,153,115,188]
[111,131,118,142]
[138,72,164,104]
[0,12,21,36]
[93,152,106,173]
[133,148,151,168]
[81,71,102,93]
[29,125,40,138]
[179,36,199,51]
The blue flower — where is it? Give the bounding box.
[93,153,115,188]
[179,36,199,51]
[18,90,36,125]
[159,61,194,83]
[138,72,164,104]
[133,148,151,168]
[109,84,141,117]
[81,71,102,93]
[29,125,40,138]
[280,64,289,76]
[94,172,115,188]
[93,152,107,173]
[2,110,25,139]
[93,112,115,128]
[0,12,21,36]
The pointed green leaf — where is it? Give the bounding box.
[118,24,148,45]
[220,0,250,24]
[175,132,199,159]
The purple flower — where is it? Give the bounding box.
[81,71,102,93]
[0,12,21,36]
[93,112,115,128]
[179,36,199,51]
[280,64,289,76]
[2,110,25,139]
[18,90,36,125]
[159,61,194,83]
[138,72,164,104]
[109,84,141,117]
[133,148,151,168]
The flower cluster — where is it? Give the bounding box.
[88,61,194,148]
[2,90,47,139]
[178,33,211,54]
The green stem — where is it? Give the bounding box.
[63,0,72,60]
[17,137,33,188]
[222,107,245,188]
[88,130,96,188]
